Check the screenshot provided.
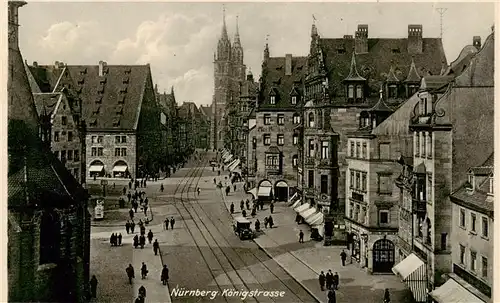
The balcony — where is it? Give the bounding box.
[412,199,426,213]
[265,164,281,175]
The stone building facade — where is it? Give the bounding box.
[301,22,447,239]
[212,11,246,150]
[392,30,494,303]
[8,2,90,301]
[255,48,307,201]
[28,61,162,179]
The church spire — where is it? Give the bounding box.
[221,5,229,41]
[263,35,270,62]
[233,15,241,46]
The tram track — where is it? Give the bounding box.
[164,151,317,303]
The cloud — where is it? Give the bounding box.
[38,21,114,63]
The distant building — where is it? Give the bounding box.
[212,10,246,150]
[28,61,162,179]
[8,1,90,301]
[254,47,307,201]
[300,22,447,242]
[392,30,494,302]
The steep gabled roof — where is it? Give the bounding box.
[30,64,152,130]
[318,37,446,101]
[344,52,366,81]
[443,45,478,76]
[386,66,400,82]
[260,56,307,109]
[405,58,421,82]
[199,105,212,118]
[454,32,494,87]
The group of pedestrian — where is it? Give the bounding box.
[263,215,274,228]
[319,270,340,291]
[125,220,136,234]
[164,217,176,230]
[110,233,123,246]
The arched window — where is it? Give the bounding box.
[348,85,354,99]
[308,112,315,128]
[39,212,60,264]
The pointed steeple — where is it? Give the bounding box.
[344,52,366,81]
[368,87,393,112]
[311,16,318,37]
[263,35,270,62]
[386,66,399,82]
[221,5,228,41]
[234,16,241,46]
[405,58,421,82]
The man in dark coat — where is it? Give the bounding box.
[139,235,146,249]
[318,271,326,291]
[299,230,304,243]
[126,221,131,234]
[268,216,274,228]
[240,200,244,211]
[128,192,132,202]
[131,221,136,233]
[117,233,122,246]
[147,230,154,244]
[138,285,147,299]
[230,202,234,214]
[133,235,139,248]
[164,218,169,230]
[141,262,148,279]
[333,272,339,290]
[270,202,274,214]
[153,239,159,255]
[327,289,336,303]
[89,275,98,298]
[129,209,134,220]
[326,270,334,290]
[161,265,169,285]
[340,250,347,266]
[170,217,175,229]
[126,264,135,284]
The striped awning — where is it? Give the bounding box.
[89,165,104,172]
[294,203,310,213]
[229,159,241,171]
[306,212,323,225]
[392,253,428,302]
[430,278,485,303]
[113,165,128,172]
[258,186,272,197]
[299,207,316,220]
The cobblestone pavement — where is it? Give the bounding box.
[219,179,415,303]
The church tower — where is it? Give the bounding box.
[211,7,246,151]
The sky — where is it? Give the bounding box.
[18,1,495,107]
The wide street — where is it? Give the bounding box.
[90,151,318,303]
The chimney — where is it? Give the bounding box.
[285,54,292,76]
[473,36,481,49]
[99,60,106,77]
[247,72,254,82]
[408,24,423,54]
[33,61,38,67]
[343,35,353,40]
[354,24,368,54]
[54,61,60,69]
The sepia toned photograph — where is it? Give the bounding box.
[6,1,495,302]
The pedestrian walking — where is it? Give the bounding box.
[242,209,247,217]
[147,230,153,244]
[295,213,301,224]
[299,230,304,243]
[240,200,244,211]
[126,264,135,284]
[319,271,326,291]
[384,289,391,303]
[139,285,147,299]
[89,275,98,298]
[255,219,260,232]
[197,187,201,195]
[264,217,268,229]
[270,202,274,214]
[133,203,138,213]
[230,202,234,214]
[129,181,132,189]
[170,217,175,229]
[133,235,139,248]
[326,270,333,290]
[139,235,146,249]
[141,262,148,279]
[268,215,274,228]
[333,272,339,290]
[161,265,169,285]
[164,218,169,230]
[213,178,216,184]
[153,239,159,255]
[233,184,236,192]
[251,208,256,217]
[245,200,250,210]
[123,187,126,195]
[225,186,230,196]
[160,184,164,192]
[327,289,336,303]
[117,233,122,246]
[131,221,136,233]
[143,205,148,216]
[129,209,134,220]
[340,250,347,266]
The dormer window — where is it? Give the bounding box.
[389,85,397,98]
[291,96,297,105]
[356,85,363,100]
[308,112,315,128]
[348,85,354,99]
[467,173,475,191]
[270,96,276,104]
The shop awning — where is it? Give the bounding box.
[294,203,310,213]
[223,155,233,163]
[430,278,485,303]
[291,199,301,209]
[228,158,238,168]
[112,165,128,172]
[306,212,324,225]
[392,253,428,303]
[310,213,324,225]
[300,208,316,220]
[229,159,241,171]
[258,186,272,197]
[89,165,104,172]
[248,188,257,199]
[275,181,288,187]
